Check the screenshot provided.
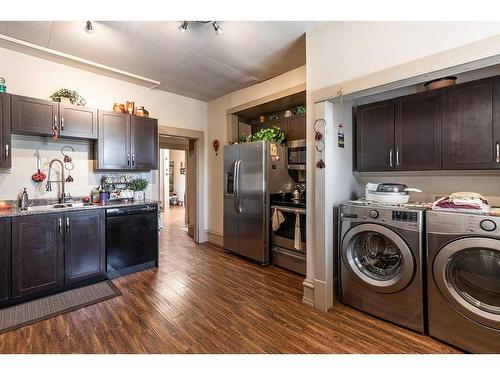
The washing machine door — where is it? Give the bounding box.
[433,237,500,330]
[341,223,415,294]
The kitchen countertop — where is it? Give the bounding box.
[0,200,159,219]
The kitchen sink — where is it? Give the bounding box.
[25,202,95,211]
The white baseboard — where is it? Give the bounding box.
[302,279,315,307]
[206,230,223,247]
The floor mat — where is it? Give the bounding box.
[0,280,121,335]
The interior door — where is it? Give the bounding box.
[238,141,267,263]
[131,116,158,170]
[223,144,239,253]
[395,90,442,170]
[356,99,395,171]
[341,223,415,293]
[97,110,130,170]
[433,237,500,329]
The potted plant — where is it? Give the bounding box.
[129,178,149,201]
[238,126,285,144]
[50,89,87,106]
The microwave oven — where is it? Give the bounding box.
[287,139,306,170]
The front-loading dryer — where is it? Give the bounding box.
[339,203,426,333]
[427,210,500,353]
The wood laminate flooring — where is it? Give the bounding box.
[0,206,459,353]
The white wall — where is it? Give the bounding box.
[169,149,186,200]
[0,47,207,202]
[306,21,500,311]
[206,65,306,237]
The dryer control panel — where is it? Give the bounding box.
[427,210,500,236]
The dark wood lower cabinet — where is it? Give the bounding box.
[65,210,105,285]
[0,218,11,304]
[11,214,64,299]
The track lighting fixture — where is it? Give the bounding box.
[177,21,222,35]
[212,21,222,35]
[178,21,189,33]
[84,21,95,34]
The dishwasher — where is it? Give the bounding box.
[106,204,159,278]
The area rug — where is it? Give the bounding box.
[0,280,121,335]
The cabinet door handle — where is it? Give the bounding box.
[5,144,8,158]
[66,217,70,233]
[132,153,135,166]
[61,115,65,131]
[127,153,130,166]
[396,147,400,166]
[496,143,500,163]
[389,149,393,167]
[59,218,62,234]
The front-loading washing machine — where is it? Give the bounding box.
[427,210,500,353]
[339,203,426,333]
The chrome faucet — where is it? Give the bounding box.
[46,158,71,203]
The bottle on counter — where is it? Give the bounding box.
[99,188,108,205]
[20,188,29,210]
[91,187,100,204]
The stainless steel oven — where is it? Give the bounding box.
[271,205,306,275]
[287,139,306,170]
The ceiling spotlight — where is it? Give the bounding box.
[212,21,222,35]
[84,21,95,35]
[178,21,189,33]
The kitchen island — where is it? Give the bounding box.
[0,200,159,307]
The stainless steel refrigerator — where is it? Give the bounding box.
[223,141,292,265]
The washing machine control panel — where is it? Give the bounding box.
[392,211,418,223]
[427,210,500,235]
[341,204,424,231]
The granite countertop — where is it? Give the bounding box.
[0,199,159,219]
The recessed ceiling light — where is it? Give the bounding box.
[178,21,189,33]
[84,21,95,35]
[212,21,222,35]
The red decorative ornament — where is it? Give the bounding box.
[213,139,220,156]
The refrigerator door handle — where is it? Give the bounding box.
[235,160,243,213]
[233,160,240,213]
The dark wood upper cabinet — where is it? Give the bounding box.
[64,210,105,285]
[11,95,58,136]
[59,103,98,140]
[11,214,64,299]
[131,116,158,171]
[288,114,306,141]
[356,99,395,171]
[0,218,11,304]
[97,110,131,170]
[395,90,442,170]
[0,93,11,169]
[442,77,500,170]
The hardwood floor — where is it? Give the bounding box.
[0,205,459,353]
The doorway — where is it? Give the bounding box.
[159,136,195,241]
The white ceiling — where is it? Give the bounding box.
[0,21,316,101]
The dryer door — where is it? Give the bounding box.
[433,237,500,330]
[341,223,415,294]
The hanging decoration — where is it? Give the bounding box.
[337,90,345,148]
[60,145,75,183]
[213,139,220,156]
[314,118,326,169]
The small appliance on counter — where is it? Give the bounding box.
[365,182,421,205]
